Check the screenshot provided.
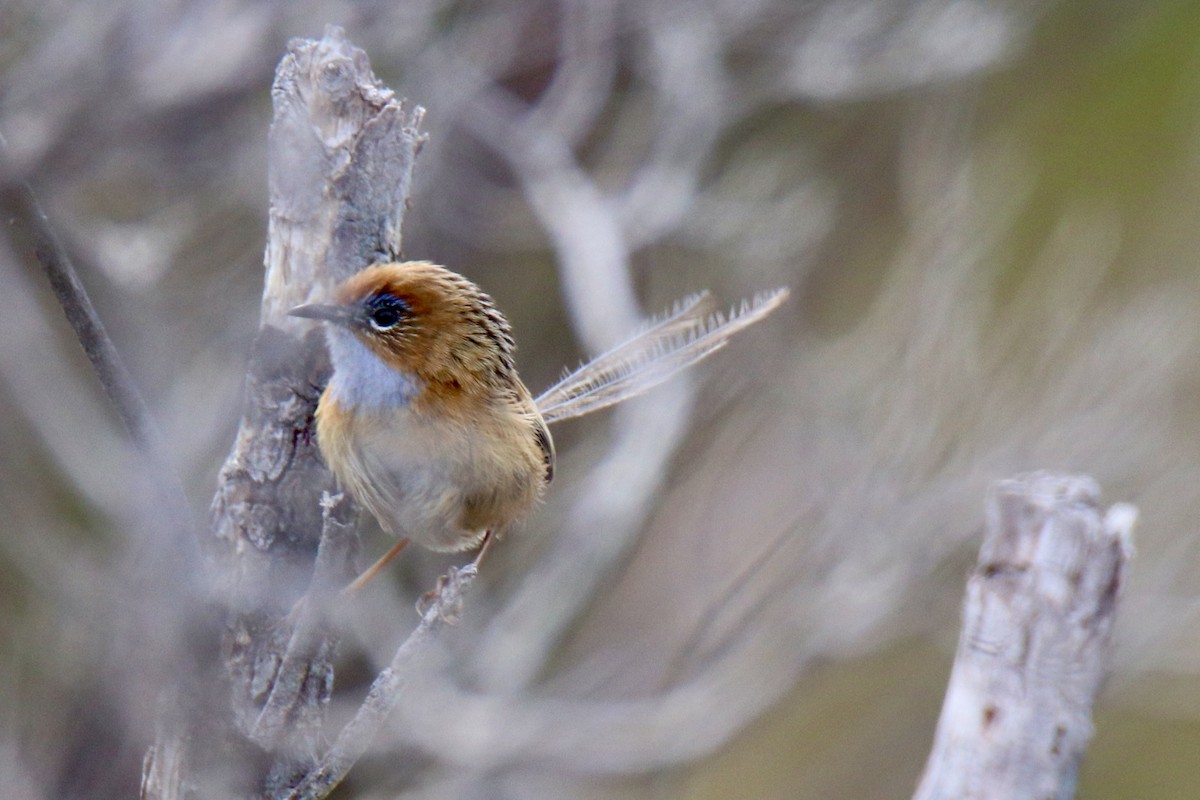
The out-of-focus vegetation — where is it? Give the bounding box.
[3,1,1200,797]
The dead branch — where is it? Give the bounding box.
[141,26,424,799]
[913,472,1136,800]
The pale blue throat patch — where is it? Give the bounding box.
[325,327,421,409]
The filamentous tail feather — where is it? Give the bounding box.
[534,287,789,424]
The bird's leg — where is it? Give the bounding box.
[416,530,494,620]
[469,529,497,571]
[344,537,410,593]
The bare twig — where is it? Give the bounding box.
[913,472,1136,800]
[1,134,158,452]
[287,565,479,800]
[0,133,199,548]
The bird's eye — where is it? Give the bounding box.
[366,294,407,331]
[369,307,400,330]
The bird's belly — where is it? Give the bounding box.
[357,415,482,551]
[319,400,542,552]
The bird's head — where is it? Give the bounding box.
[289,261,517,391]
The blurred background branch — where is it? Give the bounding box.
[2,156,159,455]
[4,2,1200,798]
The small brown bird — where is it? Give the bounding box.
[290,261,786,588]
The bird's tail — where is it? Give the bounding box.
[534,287,789,425]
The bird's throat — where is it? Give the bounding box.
[325,327,422,410]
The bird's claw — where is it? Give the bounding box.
[415,563,478,623]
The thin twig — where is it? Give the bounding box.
[286,565,479,800]
[2,135,156,451]
[0,133,197,541]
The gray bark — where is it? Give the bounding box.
[913,472,1136,800]
[142,26,424,799]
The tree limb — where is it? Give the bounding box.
[913,472,1136,800]
[162,26,426,798]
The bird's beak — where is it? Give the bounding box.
[288,303,358,326]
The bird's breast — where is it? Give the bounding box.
[315,391,547,552]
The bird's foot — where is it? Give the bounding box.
[415,563,479,624]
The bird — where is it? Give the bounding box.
[289,261,788,590]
